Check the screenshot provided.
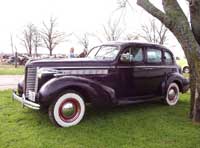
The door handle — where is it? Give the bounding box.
[144,67,153,70]
[135,67,153,70]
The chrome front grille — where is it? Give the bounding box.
[25,67,38,97]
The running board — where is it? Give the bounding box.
[118,97,162,105]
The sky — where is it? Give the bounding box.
[0,0,189,57]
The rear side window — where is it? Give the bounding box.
[146,48,162,63]
[164,51,173,64]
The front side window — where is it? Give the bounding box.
[147,48,162,63]
[87,45,119,60]
[164,51,173,64]
[121,47,144,62]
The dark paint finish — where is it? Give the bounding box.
[19,41,189,108]
[38,76,116,107]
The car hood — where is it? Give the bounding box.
[26,57,115,68]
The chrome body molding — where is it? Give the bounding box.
[117,65,178,68]
[37,67,109,77]
[54,69,108,76]
[12,90,40,110]
[39,66,115,69]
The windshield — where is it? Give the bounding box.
[87,45,120,60]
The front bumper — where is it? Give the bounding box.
[12,90,40,110]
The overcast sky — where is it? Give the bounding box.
[0,0,189,57]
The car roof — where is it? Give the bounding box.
[101,40,168,50]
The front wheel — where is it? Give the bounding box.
[164,83,180,106]
[48,91,85,127]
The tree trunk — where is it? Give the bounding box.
[170,24,200,123]
[29,48,32,57]
[35,47,38,57]
[190,70,196,118]
[137,0,200,124]
[193,87,200,123]
[192,60,200,123]
[50,49,52,56]
[190,0,200,45]
[15,52,18,68]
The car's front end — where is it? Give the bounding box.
[13,65,41,110]
[12,44,120,111]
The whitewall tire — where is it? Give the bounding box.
[165,83,180,106]
[49,91,85,127]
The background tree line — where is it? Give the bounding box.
[20,17,66,57]
[18,15,169,57]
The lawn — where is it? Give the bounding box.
[0,64,24,75]
[0,90,199,148]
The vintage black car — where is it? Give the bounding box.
[13,41,189,127]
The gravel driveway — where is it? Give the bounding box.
[0,75,23,90]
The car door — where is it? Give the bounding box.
[117,45,146,99]
[142,46,166,96]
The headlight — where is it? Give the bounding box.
[37,68,58,78]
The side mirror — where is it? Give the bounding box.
[120,53,131,62]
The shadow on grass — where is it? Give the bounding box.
[30,97,190,129]
[4,89,190,128]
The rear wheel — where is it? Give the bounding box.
[48,91,85,127]
[164,83,179,106]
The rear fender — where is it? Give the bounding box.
[164,73,185,94]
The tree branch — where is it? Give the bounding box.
[190,0,200,44]
[137,0,171,27]
[162,0,189,22]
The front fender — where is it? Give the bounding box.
[38,76,116,107]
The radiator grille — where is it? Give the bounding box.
[25,67,37,97]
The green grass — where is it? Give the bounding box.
[183,73,189,79]
[0,90,199,148]
[0,64,24,75]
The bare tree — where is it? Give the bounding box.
[41,17,65,56]
[10,34,14,55]
[32,27,42,57]
[74,33,90,50]
[90,19,124,43]
[14,46,18,68]
[124,33,139,40]
[90,33,104,43]
[102,19,124,41]
[21,23,35,56]
[139,19,168,45]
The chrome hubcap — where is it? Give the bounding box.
[185,69,189,73]
[59,98,81,122]
[168,88,177,101]
[61,102,76,117]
